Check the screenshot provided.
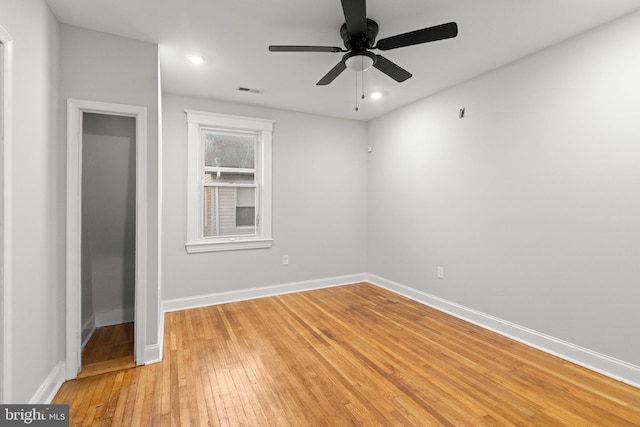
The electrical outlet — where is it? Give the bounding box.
[437,266,444,279]
[282,255,289,265]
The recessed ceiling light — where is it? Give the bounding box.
[188,55,204,64]
[369,91,383,100]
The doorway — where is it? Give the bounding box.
[66,99,148,380]
[79,113,136,377]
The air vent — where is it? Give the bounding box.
[237,87,264,95]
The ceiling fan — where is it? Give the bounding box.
[268,0,458,86]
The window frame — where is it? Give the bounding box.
[185,110,274,253]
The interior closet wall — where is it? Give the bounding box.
[81,113,136,341]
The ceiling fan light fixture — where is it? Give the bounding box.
[345,53,374,72]
[268,0,458,87]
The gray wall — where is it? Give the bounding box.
[81,113,136,334]
[367,11,640,366]
[60,24,161,355]
[0,0,60,403]
[161,94,367,300]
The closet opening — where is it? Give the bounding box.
[78,113,136,378]
[66,99,148,380]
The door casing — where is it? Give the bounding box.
[66,98,148,380]
[0,24,13,404]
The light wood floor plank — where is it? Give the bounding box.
[53,283,640,426]
[79,323,135,379]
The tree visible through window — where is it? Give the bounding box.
[185,110,274,253]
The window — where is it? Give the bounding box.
[186,110,274,253]
[202,130,256,237]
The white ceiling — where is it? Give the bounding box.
[45,0,640,121]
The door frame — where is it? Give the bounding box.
[66,98,148,380]
[0,25,14,403]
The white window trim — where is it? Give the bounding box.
[185,110,274,253]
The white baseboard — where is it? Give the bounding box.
[162,273,367,313]
[367,273,640,389]
[138,272,640,390]
[95,307,134,328]
[150,274,367,364]
[81,314,96,349]
[144,344,162,365]
[144,304,166,366]
[30,362,65,404]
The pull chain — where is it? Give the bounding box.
[354,56,367,111]
[361,57,366,100]
[355,71,359,112]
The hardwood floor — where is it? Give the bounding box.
[79,322,135,379]
[53,283,640,426]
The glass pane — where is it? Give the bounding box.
[205,171,254,185]
[204,130,255,168]
[236,207,255,227]
[203,186,256,237]
[236,187,255,207]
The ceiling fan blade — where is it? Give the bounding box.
[373,55,412,82]
[376,22,458,51]
[340,0,367,38]
[317,61,347,85]
[269,45,344,53]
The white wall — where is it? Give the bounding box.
[0,0,60,403]
[81,113,136,331]
[162,94,367,300]
[367,11,640,367]
[0,30,6,404]
[60,25,161,356]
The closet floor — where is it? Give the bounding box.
[79,322,135,379]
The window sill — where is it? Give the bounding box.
[185,238,273,253]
